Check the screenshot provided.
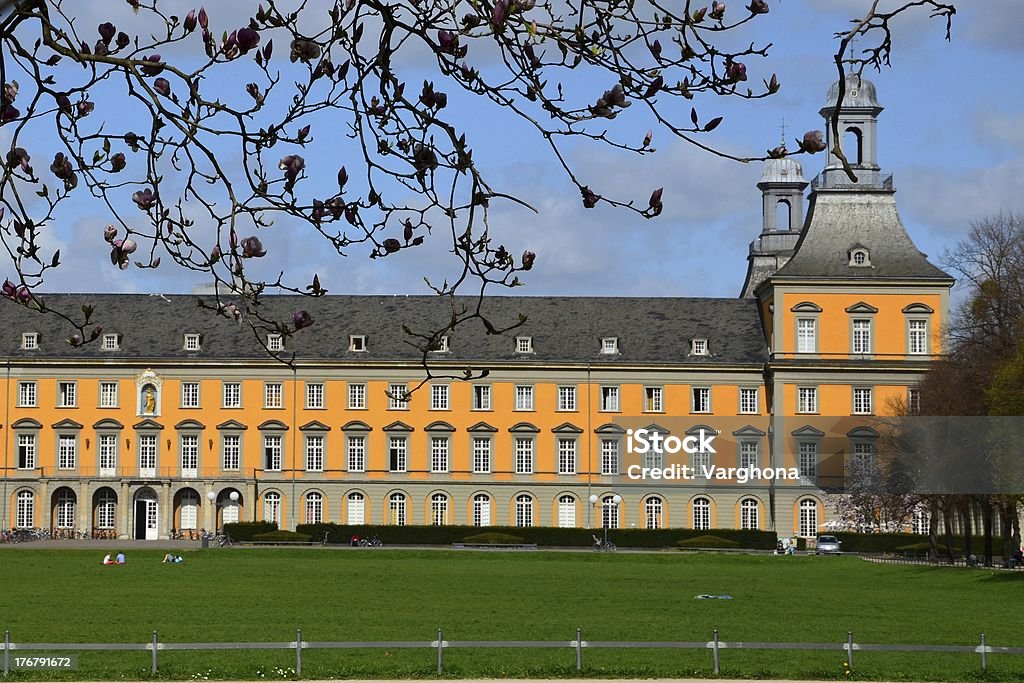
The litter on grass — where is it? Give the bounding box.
[695,594,733,600]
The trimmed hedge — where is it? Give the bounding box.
[462,532,526,545]
[296,523,778,549]
[253,530,311,543]
[832,532,965,554]
[223,521,278,541]
[674,534,740,549]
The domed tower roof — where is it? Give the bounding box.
[824,74,882,111]
[759,157,806,186]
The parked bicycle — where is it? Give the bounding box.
[358,534,383,548]
[592,534,616,552]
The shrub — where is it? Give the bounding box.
[833,532,965,554]
[674,534,740,548]
[295,523,777,549]
[223,521,278,541]
[462,532,526,544]
[252,530,311,543]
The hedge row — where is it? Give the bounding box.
[223,521,278,541]
[831,532,965,553]
[295,523,778,549]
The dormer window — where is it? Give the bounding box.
[429,336,450,353]
[183,333,201,352]
[691,338,709,356]
[21,332,38,350]
[515,336,533,354]
[849,247,871,267]
[349,335,367,352]
[267,333,284,352]
[101,333,120,351]
[601,337,619,354]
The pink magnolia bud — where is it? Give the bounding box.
[104,225,118,242]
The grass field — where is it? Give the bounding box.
[1,547,1022,681]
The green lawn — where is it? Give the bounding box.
[1,547,1022,681]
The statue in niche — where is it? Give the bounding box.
[143,385,157,414]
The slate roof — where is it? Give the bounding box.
[2,294,768,366]
[771,191,953,282]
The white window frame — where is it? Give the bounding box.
[430,384,449,410]
[388,436,408,473]
[101,333,120,351]
[179,433,199,477]
[645,496,663,529]
[222,382,241,408]
[557,438,577,475]
[739,441,759,469]
[264,492,282,524]
[740,498,759,530]
[797,386,818,414]
[645,386,664,413]
[305,492,323,524]
[514,437,534,474]
[15,491,34,528]
[349,334,367,352]
[908,387,921,414]
[515,336,533,353]
[222,434,241,471]
[739,387,758,414]
[57,434,77,470]
[138,434,157,476]
[21,332,38,350]
[515,495,533,527]
[388,383,409,410]
[853,387,873,415]
[692,497,711,531]
[18,381,37,408]
[430,493,449,526]
[601,337,619,354]
[99,381,119,408]
[263,434,283,472]
[600,386,619,412]
[691,338,708,356]
[264,382,284,409]
[389,493,407,525]
[798,442,818,479]
[472,437,492,474]
[797,318,817,354]
[473,384,492,411]
[306,382,325,409]
[798,499,818,538]
[267,334,284,352]
[348,383,367,409]
[908,318,929,355]
[430,436,450,473]
[429,336,450,353]
[58,381,77,408]
[600,438,619,475]
[347,435,366,472]
[473,494,491,527]
[183,333,201,351]
[691,387,710,414]
[17,434,37,469]
[514,385,534,411]
[305,434,325,472]
[852,318,872,356]
[347,492,366,525]
[181,381,200,409]
[557,385,577,411]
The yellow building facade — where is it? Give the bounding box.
[0,75,953,540]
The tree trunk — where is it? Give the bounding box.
[943,510,955,564]
[982,498,994,567]
[962,499,973,564]
[928,498,939,563]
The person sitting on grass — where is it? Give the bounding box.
[162,553,175,563]
[174,555,184,563]
[102,553,114,565]
[115,552,126,564]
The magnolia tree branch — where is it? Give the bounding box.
[0,0,956,372]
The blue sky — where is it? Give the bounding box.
[22,0,1024,301]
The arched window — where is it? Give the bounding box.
[389,492,407,526]
[179,490,199,530]
[799,499,819,538]
[692,497,711,530]
[844,127,862,165]
[430,493,449,526]
[557,495,576,528]
[740,498,759,530]
[775,199,792,231]
[96,489,117,530]
[55,489,76,529]
[347,492,365,525]
[472,494,491,527]
[305,492,323,524]
[601,495,619,529]
[263,491,281,525]
[912,504,929,535]
[515,495,533,527]
[645,496,663,529]
[16,490,35,529]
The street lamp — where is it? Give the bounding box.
[589,493,622,550]
[206,490,217,534]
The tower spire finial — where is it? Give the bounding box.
[779,117,787,147]
[847,33,858,75]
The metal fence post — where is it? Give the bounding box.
[151,631,158,674]
[436,628,444,674]
[980,633,987,673]
[4,629,9,676]
[575,628,583,672]
[712,628,720,675]
[295,629,302,676]
[847,631,854,670]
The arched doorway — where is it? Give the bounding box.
[133,487,159,540]
[93,487,118,538]
[218,489,243,526]
[52,487,77,535]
